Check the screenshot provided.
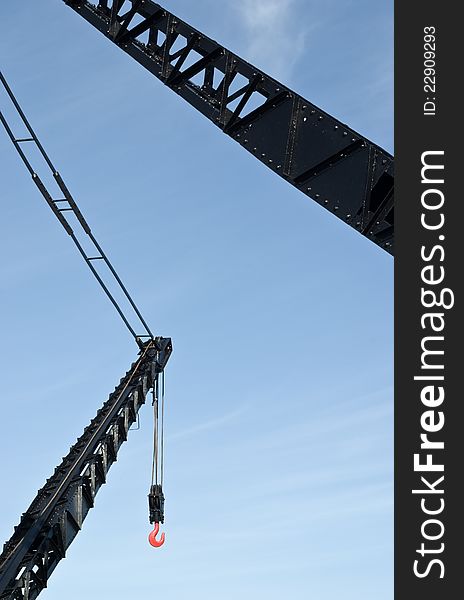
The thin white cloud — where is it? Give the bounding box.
[168,406,247,442]
[235,0,307,80]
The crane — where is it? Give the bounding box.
[0,1,394,598]
[62,0,394,255]
[0,70,172,599]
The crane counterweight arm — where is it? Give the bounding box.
[63,0,394,254]
[0,337,172,600]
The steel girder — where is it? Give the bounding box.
[63,0,394,254]
[0,338,172,600]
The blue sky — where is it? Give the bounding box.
[0,1,393,598]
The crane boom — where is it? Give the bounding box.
[0,338,172,600]
[0,72,172,600]
[0,3,393,597]
[0,70,154,346]
[63,0,394,254]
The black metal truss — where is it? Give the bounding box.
[0,71,154,346]
[63,0,394,254]
[0,337,172,600]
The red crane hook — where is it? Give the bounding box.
[148,522,165,548]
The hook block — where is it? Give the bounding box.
[148,484,165,524]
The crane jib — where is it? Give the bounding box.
[0,71,156,346]
[0,2,394,597]
[0,338,172,600]
[63,0,394,254]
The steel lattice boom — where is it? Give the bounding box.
[0,338,172,600]
[63,0,394,254]
[0,71,154,346]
